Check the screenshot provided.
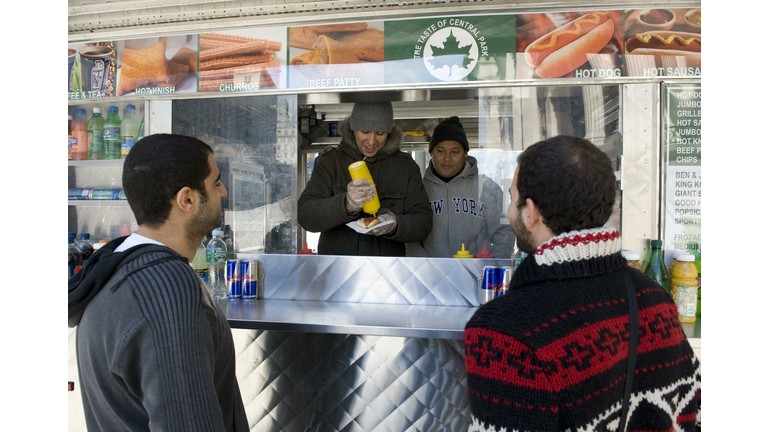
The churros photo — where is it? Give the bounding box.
[197,29,286,93]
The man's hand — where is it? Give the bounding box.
[346,178,376,213]
[366,208,397,236]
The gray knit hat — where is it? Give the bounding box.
[429,116,469,152]
[349,102,394,133]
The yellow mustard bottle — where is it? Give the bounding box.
[348,161,380,215]
[670,253,698,323]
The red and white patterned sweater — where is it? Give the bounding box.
[464,228,701,431]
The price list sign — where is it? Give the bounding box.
[663,84,701,254]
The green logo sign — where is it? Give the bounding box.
[385,15,515,84]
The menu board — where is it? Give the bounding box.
[663,84,701,256]
[67,7,702,99]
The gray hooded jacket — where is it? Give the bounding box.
[406,156,514,258]
[297,117,432,256]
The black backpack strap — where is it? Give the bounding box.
[619,268,639,432]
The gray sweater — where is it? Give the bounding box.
[69,239,249,432]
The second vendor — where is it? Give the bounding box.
[407,117,513,259]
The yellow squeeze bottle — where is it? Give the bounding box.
[453,244,474,258]
[670,253,698,323]
[348,161,380,216]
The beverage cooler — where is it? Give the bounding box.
[68,0,702,430]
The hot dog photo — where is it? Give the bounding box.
[516,11,623,79]
[624,8,701,77]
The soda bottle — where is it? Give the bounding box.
[104,106,122,160]
[191,241,208,283]
[206,228,228,299]
[87,107,105,160]
[68,115,76,160]
[68,233,83,279]
[71,109,89,161]
[670,253,698,323]
[643,239,670,293]
[78,233,94,267]
[121,104,140,158]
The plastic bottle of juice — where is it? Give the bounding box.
[621,250,643,271]
[643,240,670,293]
[121,104,140,158]
[670,253,698,323]
[87,107,105,160]
[71,109,89,161]
[191,241,208,283]
[104,106,122,160]
[694,250,701,317]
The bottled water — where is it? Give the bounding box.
[206,228,228,299]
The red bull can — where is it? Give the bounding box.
[478,266,497,305]
[495,266,513,298]
[241,260,258,300]
[226,260,241,300]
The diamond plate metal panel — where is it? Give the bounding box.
[240,254,512,307]
[233,329,470,432]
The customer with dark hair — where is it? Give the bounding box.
[298,101,432,256]
[406,117,513,258]
[464,136,701,432]
[68,134,249,432]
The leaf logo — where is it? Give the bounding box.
[424,27,478,81]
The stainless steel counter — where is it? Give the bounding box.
[217,299,476,340]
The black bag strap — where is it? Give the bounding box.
[619,268,639,432]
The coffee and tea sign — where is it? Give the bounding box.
[68,8,701,99]
[69,44,115,99]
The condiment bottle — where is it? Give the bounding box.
[298,242,316,255]
[476,244,495,259]
[348,161,380,215]
[453,244,474,258]
[670,253,698,323]
[621,250,643,271]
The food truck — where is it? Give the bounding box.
[68,0,702,429]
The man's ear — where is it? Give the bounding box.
[174,186,197,214]
[524,197,540,229]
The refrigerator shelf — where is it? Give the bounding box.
[68,200,129,207]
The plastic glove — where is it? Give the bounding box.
[346,178,376,213]
[366,208,397,236]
